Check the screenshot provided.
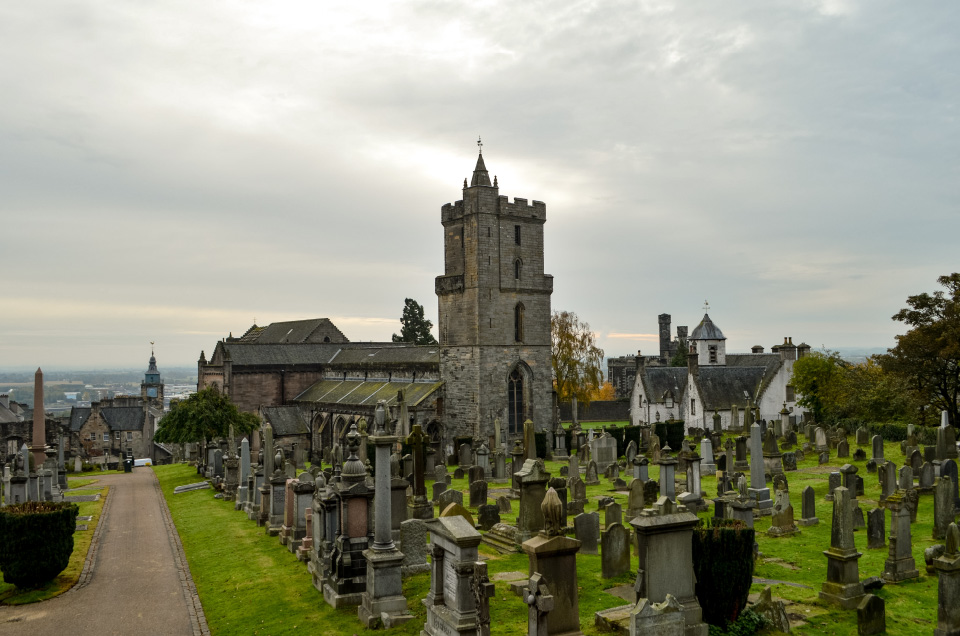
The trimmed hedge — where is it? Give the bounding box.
[692,518,755,627]
[0,501,79,588]
[654,420,685,450]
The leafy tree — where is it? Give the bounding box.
[551,310,605,406]
[589,381,616,401]
[392,298,437,345]
[881,273,960,426]
[791,349,846,423]
[153,386,259,444]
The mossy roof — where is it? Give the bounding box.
[294,380,443,408]
[261,406,309,436]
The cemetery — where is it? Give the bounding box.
[132,410,960,635]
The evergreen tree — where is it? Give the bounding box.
[392,298,437,345]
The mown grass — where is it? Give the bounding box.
[157,434,945,636]
[0,477,107,605]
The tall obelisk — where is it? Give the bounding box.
[31,367,47,468]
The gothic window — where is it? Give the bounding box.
[514,303,525,342]
[508,369,524,435]
[514,225,521,245]
[691,399,696,416]
[514,259,522,280]
[708,345,718,364]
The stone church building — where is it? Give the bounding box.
[196,151,553,458]
[627,312,810,431]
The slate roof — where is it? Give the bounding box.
[212,342,438,369]
[694,366,769,410]
[690,313,725,340]
[69,407,92,431]
[639,367,688,403]
[0,402,20,424]
[294,380,444,408]
[246,318,348,344]
[100,407,146,431]
[261,406,310,436]
[327,346,440,367]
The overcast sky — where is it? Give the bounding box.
[2,1,957,370]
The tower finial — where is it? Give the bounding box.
[150,340,155,355]
[703,300,710,313]
[477,135,482,154]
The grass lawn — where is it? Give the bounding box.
[0,476,108,605]
[157,433,945,636]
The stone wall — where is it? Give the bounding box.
[558,400,630,422]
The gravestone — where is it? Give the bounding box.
[837,439,849,458]
[944,459,960,510]
[920,462,936,491]
[458,443,473,468]
[856,427,869,446]
[767,487,798,537]
[432,481,447,503]
[600,522,630,578]
[867,508,886,550]
[584,460,600,486]
[421,516,484,636]
[521,488,583,636]
[934,476,955,540]
[799,485,818,526]
[782,452,797,472]
[933,523,960,636]
[734,436,749,470]
[882,491,919,582]
[629,595,685,636]
[628,478,646,519]
[468,464,485,484]
[819,487,865,609]
[400,518,430,577]
[438,488,463,511]
[910,449,923,474]
[857,594,886,636]
[469,480,488,508]
[631,497,709,635]
[871,435,884,461]
[816,428,828,452]
[700,438,716,476]
[516,459,551,544]
[477,504,500,531]
[748,423,772,515]
[574,511,600,555]
[853,448,866,461]
[592,433,618,475]
[497,495,511,514]
[604,501,622,529]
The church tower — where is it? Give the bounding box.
[436,148,553,446]
[141,345,164,405]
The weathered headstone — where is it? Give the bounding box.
[935,475,956,541]
[782,452,797,472]
[469,480,488,509]
[517,459,550,544]
[856,594,886,636]
[421,516,485,636]
[574,511,600,555]
[604,501,622,529]
[933,523,960,636]
[477,504,500,531]
[799,485,818,526]
[767,487,798,537]
[871,435,883,462]
[628,594,685,636]
[600,522,630,578]
[882,491,919,582]
[400,518,430,578]
[438,488,463,511]
[819,487,865,609]
[867,508,886,550]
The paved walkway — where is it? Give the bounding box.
[0,469,209,636]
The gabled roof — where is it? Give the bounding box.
[209,342,437,369]
[245,318,348,344]
[100,407,145,431]
[69,407,92,431]
[294,379,443,409]
[326,346,440,367]
[261,406,309,437]
[0,402,20,424]
[639,367,688,403]
[693,366,768,410]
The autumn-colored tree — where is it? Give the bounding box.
[590,382,616,401]
[551,310,605,406]
[880,273,960,426]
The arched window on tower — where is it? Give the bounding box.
[514,258,522,280]
[514,303,525,342]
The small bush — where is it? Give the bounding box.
[0,501,79,588]
[708,609,765,636]
[692,518,755,627]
